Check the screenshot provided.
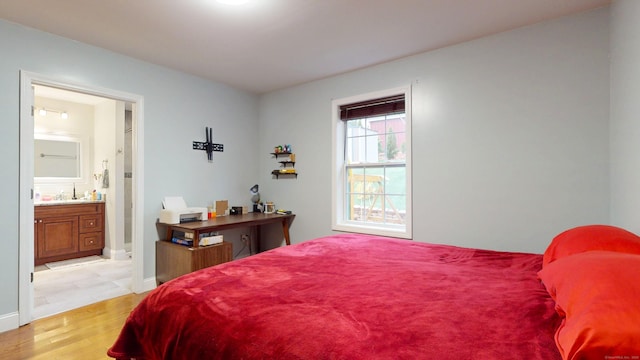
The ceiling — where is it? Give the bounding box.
[1,0,610,94]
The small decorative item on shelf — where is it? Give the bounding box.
[273,144,292,154]
[273,145,291,154]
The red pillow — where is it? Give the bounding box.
[538,251,640,360]
[542,225,640,267]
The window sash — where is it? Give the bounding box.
[345,112,406,165]
[344,163,407,227]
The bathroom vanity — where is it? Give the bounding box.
[34,201,105,265]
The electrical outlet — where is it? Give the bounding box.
[241,234,250,244]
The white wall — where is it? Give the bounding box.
[610,0,640,232]
[259,7,611,254]
[0,20,259,321]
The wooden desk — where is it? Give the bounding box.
[156,213,295,284]
[165,212,295,250]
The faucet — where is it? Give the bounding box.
[56,190,65,200]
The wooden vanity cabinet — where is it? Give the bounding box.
[34,202,105,265]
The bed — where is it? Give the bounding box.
[108,228,640,360]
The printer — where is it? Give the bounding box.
[159,196,208,224]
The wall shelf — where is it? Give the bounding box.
[271,149,297,178]
[271,170,298,178]
[271,152,292,157]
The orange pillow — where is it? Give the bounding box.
[542,225,640,267]
[538,251,640,360]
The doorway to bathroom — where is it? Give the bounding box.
[32,85,134,319]
[18,71,145,325]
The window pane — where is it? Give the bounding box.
[346,168,363,221]
[387,116,406,162]
[386,114,405,133]
[347,126,378,164]
[383,195,406,224]
[347,114,406,164]
[367,116,387,162]
[378,135,387,162]
[385,167,406,196]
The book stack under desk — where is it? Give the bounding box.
[171,230,223,247]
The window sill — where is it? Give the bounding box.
[332,222,411,239]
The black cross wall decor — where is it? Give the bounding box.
[193,126,224,161]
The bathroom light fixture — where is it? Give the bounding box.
[37,107,69,119]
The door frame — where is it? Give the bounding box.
[19,71,146,325]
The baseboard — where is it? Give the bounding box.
[140,277,157,293]
[102,247,130,261]
[0,311,19,334]
[111,248,130,261]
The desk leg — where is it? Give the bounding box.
[251,225,258,254]
[282,219,291,246]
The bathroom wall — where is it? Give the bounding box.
[94,99,125,259]
[34,96,96,198]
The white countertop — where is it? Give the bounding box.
[34,199,105,206]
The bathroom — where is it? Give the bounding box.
[32,85,133,319]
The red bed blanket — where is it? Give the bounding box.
[108,234,561,359]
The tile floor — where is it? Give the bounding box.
[33,257,132,320]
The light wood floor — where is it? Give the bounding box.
[0,292,148,359]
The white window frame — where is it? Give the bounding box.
[331,85,412,239]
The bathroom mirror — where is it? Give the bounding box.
[34,135,82,180]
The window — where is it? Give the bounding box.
[332,86,412,239]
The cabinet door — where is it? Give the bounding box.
[37,216,79,259]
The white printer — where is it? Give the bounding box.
[159,196,208,224]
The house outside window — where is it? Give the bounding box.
[332,86,412,239]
